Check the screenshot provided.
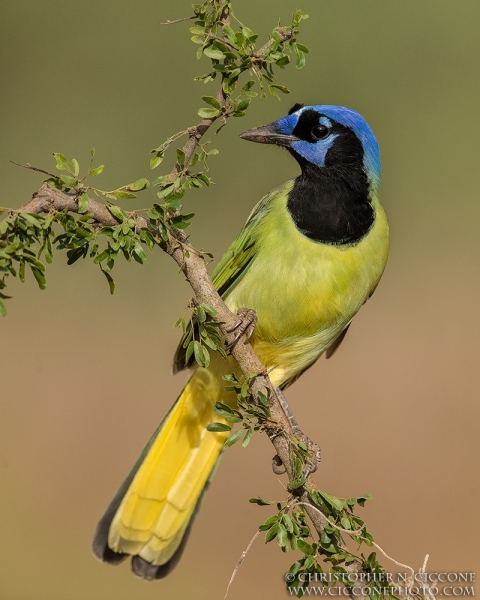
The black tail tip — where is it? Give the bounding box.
[92,516,128,565]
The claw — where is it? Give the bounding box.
[225,308,257,352]
[274,387,321,479]
[292,427,321,478]
[272,454,286,475]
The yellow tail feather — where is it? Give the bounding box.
[98,357,236,571]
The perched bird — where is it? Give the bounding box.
[93,104,390,579]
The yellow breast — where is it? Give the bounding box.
[225,187,389,386]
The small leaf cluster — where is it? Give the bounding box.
[0,151,165,310]
[259,503,312,555]
[206,372,271,446]
[0,211,53,315]
[246,473,388,597]
[280,491,381,597]
[175,301,225,369]
[359,552,400,600]
[46,153,159,287]
[191,2,309,101]
[48,149,151,202]
[149,167,212,215]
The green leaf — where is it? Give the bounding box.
[276,55,290,67]
[304,555,315,570]
[133,242,147,261]
[265,524,279,543]
[222,25,236,44]
[213,401,234,417]
[224,414,242,423]
[189,26,205,35]
[88,165,105,176]
[93,250,109,264]
[156,183,174,199]
[193,340,204,367]
[296,43,309,53]
[203,46,225,60]
[20,213,43,227]
[197,305,206,323]
[276,524,288,548]
[202,95,221,110]
[71,158,80,176]
[151,175,168,188]
[242,26,256,40]
[53,152,69,171]
[249,496,272,506]
[259,515,279,531]
[171,214,193,230]
[173,317,186,332]
[67,246,87,265]
[198,107,220,119]
[111,190,137,199]
[224,429,243,447]
[176,149,185,164]
[356,494,372,507]
[150,154,163,169]
[206,422,232,432]
[31,266,47,290]
[78,192,89,214]
[53,152,67,164]
[126,178,150,191]
[242,427,253,447]
[287,476,307,490]
[107,204,125,222]
[235,98,251,112]
[317,491,345,511]
[185,340,194,363]
[296,539,313,555]
[60,175,78,187]
[296,50,306,69]
[200,303,217,317]
[0,300,6,317]
[101,268,115,294]
[270,84,290,94]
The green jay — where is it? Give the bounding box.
[93,104,390,579]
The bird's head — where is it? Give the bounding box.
[239,104,381,193]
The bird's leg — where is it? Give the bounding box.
[224,308,257,352]
[272,387,321,478]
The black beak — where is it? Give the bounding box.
[239,123,298,147]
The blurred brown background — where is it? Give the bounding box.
[1,1,479,598]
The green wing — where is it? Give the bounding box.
[172,185,281,374]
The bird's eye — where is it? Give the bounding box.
[311,124,329,141]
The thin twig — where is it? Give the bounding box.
[160,15,196,25]
[10,161,57,179]
[224,530,261,599]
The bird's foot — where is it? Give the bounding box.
[271,387,321,478]
[290,428,322,477]
[224,308,257,352]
